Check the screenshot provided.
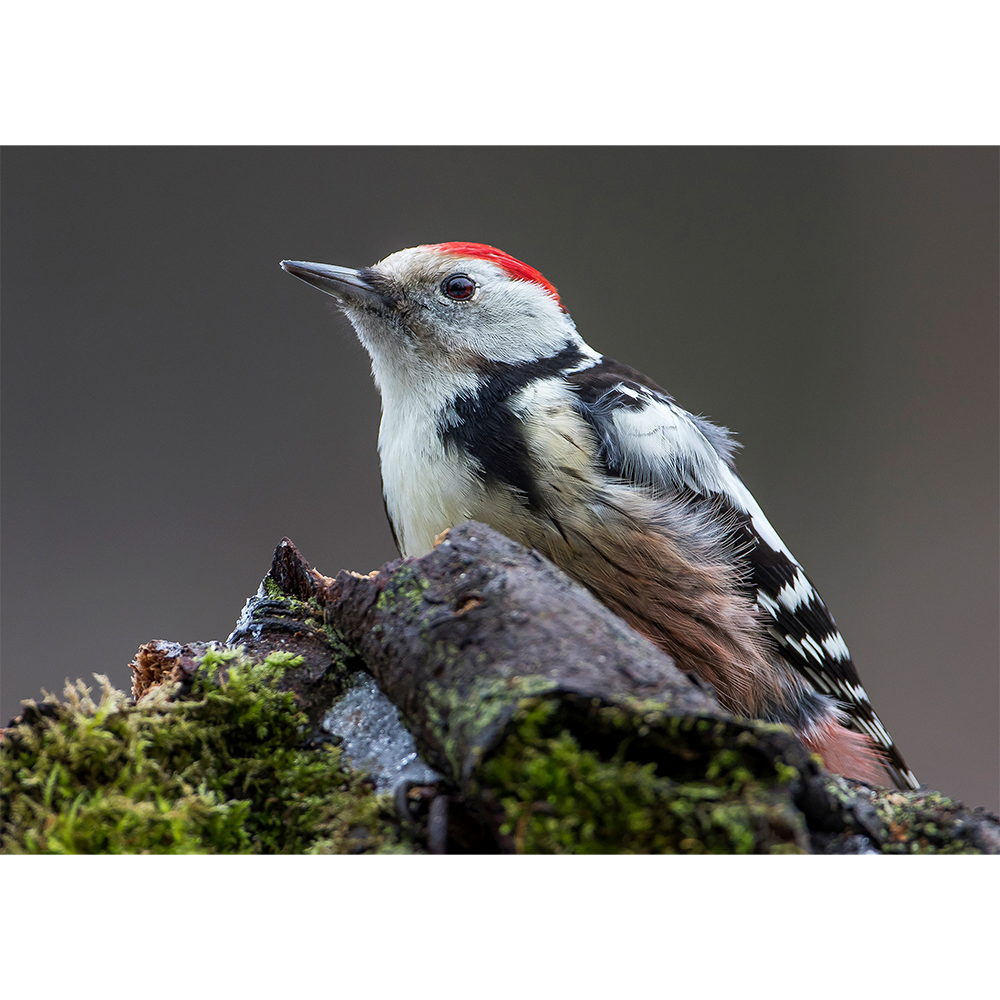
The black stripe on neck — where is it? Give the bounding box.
[438,342,592,509]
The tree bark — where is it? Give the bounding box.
[221,523,999,855]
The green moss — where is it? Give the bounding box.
[375,565,429,617]
[872,788,983,855]
[261,575,287,600]
[423,673,560,779]
[235,581,358,677]
[1,650,407,855]
[478,697,808,854]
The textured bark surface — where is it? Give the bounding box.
[224,523,999,854]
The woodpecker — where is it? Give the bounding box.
[281,242,919,791]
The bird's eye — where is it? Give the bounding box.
[441,273,476,301]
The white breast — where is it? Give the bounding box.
[377,388,480,557]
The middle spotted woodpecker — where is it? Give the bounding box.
[281,242,919,791]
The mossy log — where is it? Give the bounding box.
[3,521,997,854]
[226,523,998,854]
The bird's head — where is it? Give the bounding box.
[281,243,586,397]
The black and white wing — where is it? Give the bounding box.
[567,356,918,790]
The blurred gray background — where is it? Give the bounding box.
[2,147,996,811]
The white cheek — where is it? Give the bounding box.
[459,287,582,364]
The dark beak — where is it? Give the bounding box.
[280,260,384,308]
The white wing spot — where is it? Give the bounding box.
[797,661,835,695]
[800,633,827,665]
[842,680,871,705]
[853,713,893,748]
[784,635,807,661]
[821,631,851,662]
[776,568,817,612]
